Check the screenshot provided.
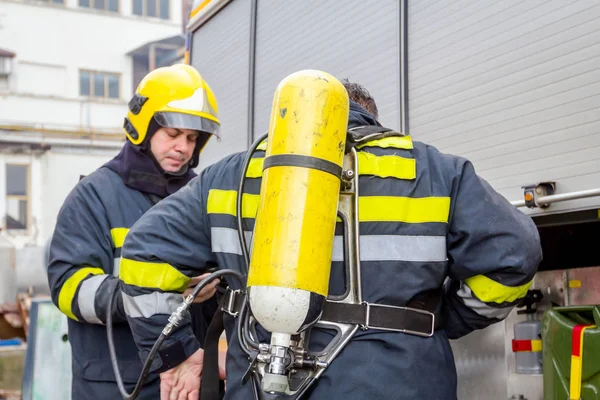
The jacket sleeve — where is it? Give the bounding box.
[443,159,542,339]
[47,178,126,325]
[120,173,216,373]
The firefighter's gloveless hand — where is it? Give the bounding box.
[159,347,226,399]
[160,348,204,400]
[184,273,220,303]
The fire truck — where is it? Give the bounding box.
[185,1,600,399]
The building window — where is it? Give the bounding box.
[35,0,64,5]
[79,71,120,99]
[0,57,12,76]
[133,0,170,20]
[131,45,179,92]
[5,164,29,230]
[0,51,15,91]
[79,0,119,12]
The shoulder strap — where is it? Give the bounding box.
[349,125,393,136]
[345,126,405,153]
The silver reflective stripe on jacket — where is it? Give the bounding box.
[210,227,253,255]
[456,283,514,319]
[77,274,109,324]
[122,291,183,319]
[113,257,120,277]
[332,235,447,262]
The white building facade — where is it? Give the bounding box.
[0,0,184,299]
[0,0,184,248]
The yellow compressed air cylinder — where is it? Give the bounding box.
[247,70,349,335]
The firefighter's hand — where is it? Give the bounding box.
[219,347,227,381]
[184,273,220,303]
[159,348,204,400]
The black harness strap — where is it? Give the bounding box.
[345,126,401,153]
[263,154,343,179]
[349,125,393,136]
[200,306,226,400]
[321,289,443,337]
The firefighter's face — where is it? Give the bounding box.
[149,127,198,173]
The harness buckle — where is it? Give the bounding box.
[221,288,242,317]
[360,302,370,331]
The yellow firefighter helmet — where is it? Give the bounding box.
[123,64,220,150]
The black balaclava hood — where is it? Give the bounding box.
[104,119,197,199]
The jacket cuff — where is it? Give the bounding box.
[442,298,473,340]
[143,327,201,374]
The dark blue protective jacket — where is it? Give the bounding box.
[120,103,542,399]
[46,142,203,399]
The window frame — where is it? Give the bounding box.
[30,0,65,6]
[0,57,13,76]
[79,70,122,100]
[78,0,120,13]
[133,0,170,20]
[5,163,31,232]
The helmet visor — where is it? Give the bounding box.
[154,112,220,137]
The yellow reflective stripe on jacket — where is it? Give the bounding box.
[355,135,413,150]
[58,267,104,321]
[466,275,533,304]
[207,189,449,224]
[246,158,264,178]
[245,153,416,180]
[207,189,260,218]
[110,227,129,248]
[119,258,190,293]
[257,141,267,151]
[357,152,416,180]
[360,196,450,223]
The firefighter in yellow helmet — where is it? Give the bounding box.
[46,64,222,400]
[123,63,220,168]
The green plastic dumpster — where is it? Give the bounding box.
[542,306,600,400]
